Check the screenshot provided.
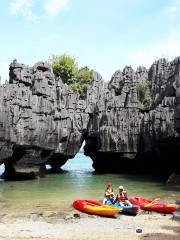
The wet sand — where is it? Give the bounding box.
[0,206,179,240]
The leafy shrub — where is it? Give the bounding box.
[137,80,152,107]
[70,67,93,97]
[51,54,93,97]
[51,54,78,85]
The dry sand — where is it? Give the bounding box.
[0,208,179,240]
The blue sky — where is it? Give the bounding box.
[0,0,180,82]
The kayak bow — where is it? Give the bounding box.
[106,200,139,215]
[130,197,177,214]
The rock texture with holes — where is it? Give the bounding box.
[0,57,180,180]
[85,58,180,177]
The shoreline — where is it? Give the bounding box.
[0,169,179,240]
[0,206,179,240]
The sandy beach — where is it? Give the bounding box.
[0,205,179,240]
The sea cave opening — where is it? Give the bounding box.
[0,163,5,179]
[61,141,95,172]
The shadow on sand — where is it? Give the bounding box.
[140,225,180,240]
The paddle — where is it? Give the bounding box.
[151,198,160,203]
[144,198,160,207]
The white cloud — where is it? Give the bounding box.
[9,0,32,14]
[9,0,70,19]
[44,0,70,16]
[164,0,180,14]
[0,62,9,84]
[9,0,38,20]
[127,33,180,69]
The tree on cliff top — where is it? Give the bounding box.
[51,54,93,97]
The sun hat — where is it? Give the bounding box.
[119,185,124,190]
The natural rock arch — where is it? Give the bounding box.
[0,58,180,180]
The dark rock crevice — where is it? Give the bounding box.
[3,146,47,180]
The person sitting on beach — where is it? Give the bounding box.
[103,182,116,204]
[114,185,132,206]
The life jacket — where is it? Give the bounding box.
[104,187,114,198]
[117,191,128,204]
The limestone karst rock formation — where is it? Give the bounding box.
[86,58,180,177]
[0,57,180,180]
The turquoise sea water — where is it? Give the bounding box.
[0,153,180,213]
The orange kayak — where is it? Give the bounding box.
[73,199,121,217]
[130,197,177,214]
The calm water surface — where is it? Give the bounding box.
[0,153,179,213]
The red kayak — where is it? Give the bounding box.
[130,197,177,214]
[73,199,120,217]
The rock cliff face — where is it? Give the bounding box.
[85,58,180,177]
[0,57,180,180]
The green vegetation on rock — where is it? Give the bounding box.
[137,80,152,107]
[51,54,93,97]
